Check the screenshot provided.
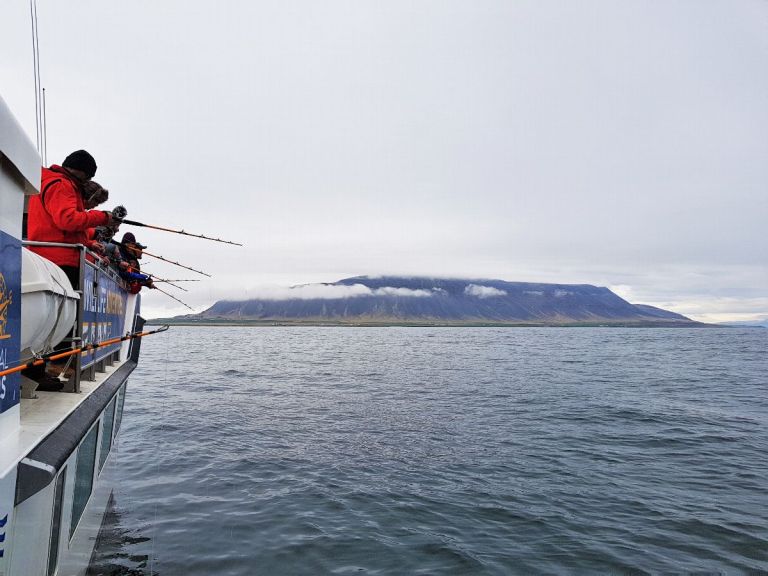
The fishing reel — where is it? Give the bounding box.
[112,205,128,221]
[93,226,115,242]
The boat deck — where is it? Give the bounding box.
[0,359,128,478]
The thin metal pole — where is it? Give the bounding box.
[42,87,48,166]
[30,0,40,154]
[73,247,85,392]
[34,0,42,155]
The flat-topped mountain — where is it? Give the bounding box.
[168,276,700,326]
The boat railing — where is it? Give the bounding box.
[21,240,134,393]
[21,240,125,285]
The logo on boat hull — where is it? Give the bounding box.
[0,513,6,559]
[0,273,11,341]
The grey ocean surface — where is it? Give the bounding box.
[91,327,768,575]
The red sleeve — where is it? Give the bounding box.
[45,182,110,231]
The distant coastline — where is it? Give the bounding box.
[153,275,714,328]
[146,318,715,328]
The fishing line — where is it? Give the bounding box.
[153,286,194,310]
[150,323,171,575]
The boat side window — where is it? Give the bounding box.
[98,398,117,473]
[47,467,67,576]
[69,423,99,539]
[114,384,126,436]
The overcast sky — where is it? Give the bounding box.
[1,1,766,322]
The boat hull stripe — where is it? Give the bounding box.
[20,457,57,475]
[15,360,137,505]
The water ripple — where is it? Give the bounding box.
[93,327,768,575]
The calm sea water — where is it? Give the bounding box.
[89,327,768,575]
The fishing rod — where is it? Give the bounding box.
[152,285,195,311]
[0,326,170,379]
[146,277,196,292]
[150,279,200,282]
[129,268,188,292]
[118,261,189,292]
[113,241,212,277]
[150,276,188,292]
[141,249,211,277]
[117,217,243,246]
[150,275,189,292]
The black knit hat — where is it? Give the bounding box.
[62,150,97,178]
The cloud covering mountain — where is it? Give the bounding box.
[230,283,437,300]
[180,276,698,325]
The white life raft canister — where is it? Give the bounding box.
[20,247,80,360]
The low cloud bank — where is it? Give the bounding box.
[242,283,512,301]
[373,286,433,297]
[464,284,508,298]
[236,283,437,301]
[648,296,768,324]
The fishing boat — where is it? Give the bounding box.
[0,95,155,575]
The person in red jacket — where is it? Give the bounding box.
[27,150,117,288]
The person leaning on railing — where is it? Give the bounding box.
[27,150,119,289]
[105,232,155,293]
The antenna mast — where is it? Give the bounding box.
[29,0,40,153]
[29,0,46,163]
[42,87,48,165]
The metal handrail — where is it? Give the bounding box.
[22,240,86,248]
[22,240,131,392]
[22,240,126,285]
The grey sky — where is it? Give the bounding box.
[1,1,766,322]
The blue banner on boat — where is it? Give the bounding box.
[0,230,21,415]
[81,265,128,366]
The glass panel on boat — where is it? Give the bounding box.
[70,424,99,539]
[98,398,117,473]
[47,467,67,576]
[114,384,126,435]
